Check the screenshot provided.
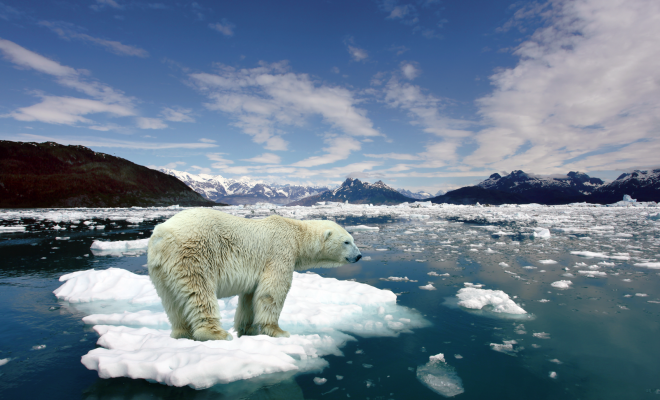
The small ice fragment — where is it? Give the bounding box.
[32,344,46,350]
[362,256,372,261]
[463,282,484,288]
[549,359,562,364]
[355,349,364,354]
[336,375,344,380]
[533,228,551,238]
[622,279,632,282]
[635,293,648,297]
[376,248,388,251]
[533,332,550,339]
[420,283,436,291]
[490,340,518,354]
[428,271,441,276]
[454,354,463,359]
[538,260,557,264]
[499,262,510,268]
[634,262,660,269]
[416,353,464,397]
[538,299,550,303]
[365,380,374,388]
[549,371,557,379]
[523,266,537,270]
[456,287,527,314]
[381,276,417,282]
[313,377,327,385]
[551,280,572,289]
[363,364,373,368]
[416,259,427,262]
[344,225,379,232]
[0,358,10,366]
[321,387,339,395]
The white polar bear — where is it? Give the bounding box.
[147,208,362,341]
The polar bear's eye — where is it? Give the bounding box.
[344,241,350,245]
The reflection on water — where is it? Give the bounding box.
[1,207,659,399]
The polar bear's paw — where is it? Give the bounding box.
[170,329,193,340]
[261,324,290,338]
[192,326,233,341]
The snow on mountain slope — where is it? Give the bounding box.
[397,188,433,200]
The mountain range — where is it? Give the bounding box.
[287,178,413,206]
[0,141,216,208]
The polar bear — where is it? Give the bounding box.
[147,208,362,341]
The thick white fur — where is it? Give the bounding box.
[147,208,361,341]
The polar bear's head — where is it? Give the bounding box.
[298,220,362,269]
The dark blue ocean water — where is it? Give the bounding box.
[1,209,659,399]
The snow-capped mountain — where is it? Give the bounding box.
[477,170,604,204]
[288,178,414,206]
[396,188,433,200]
[591,169,660,203]
[159,169,331,205]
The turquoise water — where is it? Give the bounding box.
[1,208,659,399]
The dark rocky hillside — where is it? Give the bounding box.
[429,186,531,205]
[0,141,219,208]
[287,178,413,206]
[588,169,660,203]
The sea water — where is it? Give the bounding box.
[0,203,659,399]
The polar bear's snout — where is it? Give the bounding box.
[346,253,362,263]
[345,242,362,263]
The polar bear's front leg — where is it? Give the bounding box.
[188,289,233,341]
[249,265,292,338]
[235,292,256,337]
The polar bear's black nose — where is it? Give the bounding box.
[356,254,362,261]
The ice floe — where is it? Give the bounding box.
[551,280,573,289]
[54,268,429,389]
[454,287,527,315]
[416,353,464,397]
[90,238,150,257]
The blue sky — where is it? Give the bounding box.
[1,0,658,193]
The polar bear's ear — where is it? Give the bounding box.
[323,229,333,241]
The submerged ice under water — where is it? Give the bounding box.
[1,201,660,399]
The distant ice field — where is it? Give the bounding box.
[1,200,659,399]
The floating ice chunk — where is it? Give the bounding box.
[456,288,526,314]
[376,248,388,251]
[538,299,550,303]
[344,225,379,232]
[523,266,537,270]
[380,276,418,282]
[533,332,550,339]
[54,268,160,305]
[490,340,518,354]
[32,345,46,350]
[551,280,572,289]
[313,377,327,385]
[0,226,26,233]
[635,293,648,297]
[416,353,464,397]
[499,262,510,268]
[463,282,484,288]
[0,358,9,366]
[634,262,660,269]
[55,237,70,240]
[578,271,607,277]
[56,268,429,388]
[571,251,608,258]
[533,228,551,239]
[549,358,562,364]
[538,260,557,264]
[419,283,436,291]
[549,371,557,379]
[90,238,150,256]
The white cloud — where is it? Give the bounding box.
[348,45,368,62]
[189,61,380,152]
[136,117,168,129]
[209,20,235,36]
[198,138,216,143]
[160,107,195,122]
[7,96,134,125]
[91,0,123,11]
[0,38,77,76]
[400,62,420,80]
[207,153,234,169]
[292,136,361,167]
[384,76,475,139]
[148,161,186,170]
[242,153,281,164]
[467,0,660,174]
[379,0,418,25]
[3,133,218,150]
[364,152,422,161]
[39,21,149,57]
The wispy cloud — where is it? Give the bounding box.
[209,19,235,36]
[0,2,21,20]
[344,37,368,62]
[242,153,281,164]
[6,96,134,125]
[160,107,195,122]
[189,61,380,152]
[467,0,660,174]
[364,152,422,161]
[207,153,234,169]
[400,62,420,80]
[292,136,361,167]
[39,21,149,57]
[136,117,167,129]
[90,0,124,11]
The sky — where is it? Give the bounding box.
[1,0,658,193]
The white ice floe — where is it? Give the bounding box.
[380,276,418,282]
[634,262,660,269]
[455,288,527,315]
[549,371,557,379]
[343,225,379,232]
[0,225,26,233]
[90,238,150,256]
[416,353,464,397]
[490,340,518,355]
[428,271,449,277]
[313,377,327,385]
[551,280,573,289]
[55,268,429,389]
[538,260,557,264]
[571,251,608,258]
[0,358,10,366]
[533,332,550,339]
[533,228,551,238]
[578,270,607,277]
[419,283,437,291]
